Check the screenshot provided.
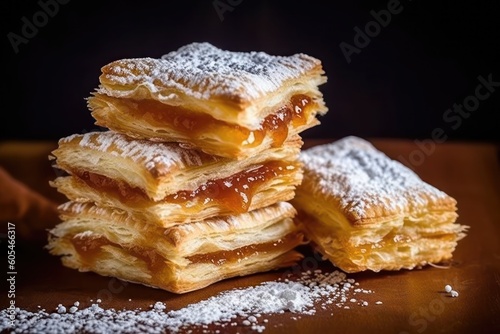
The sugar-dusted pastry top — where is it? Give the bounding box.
[55,131,222,177]
[98,42,325,105]
[299,136,456,224]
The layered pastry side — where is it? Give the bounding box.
[292,136,469,273]
[47,201,305,293]
[87,42,328,159]
[49,131,303,226]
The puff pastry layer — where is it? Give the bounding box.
[292,136,468,273]
[50,131,302,203]
[88,42,327,159]
[51,157,303,227]
[47,201,305,293]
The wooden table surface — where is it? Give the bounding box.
[1,137,499,334]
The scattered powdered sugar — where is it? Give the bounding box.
[0,270,377,333]
[55,304,66,314]
[299,136,454,220]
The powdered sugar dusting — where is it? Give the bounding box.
[1,270,377,333]
[299,136,453,221]
[58,131,221,175]
[99,42,323,102]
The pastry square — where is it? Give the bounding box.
[47,201,304,294]
[87,42,327,159]
[51,155,302,227]
[50,131,302,208]
[292,136,468,273]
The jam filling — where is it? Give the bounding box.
[164,161,299,213]
[98,94,315,148]
[74,160,299,213]
[70,232,303,269]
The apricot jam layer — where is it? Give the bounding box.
[70,232,303,269]
[74,160,299,213]
[164,161,299,213]
[98,94,315,148]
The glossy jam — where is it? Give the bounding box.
[74,160,298,213]
[164,161,298,213]
[105,94,314,148]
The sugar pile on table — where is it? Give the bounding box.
[1,270,380,333]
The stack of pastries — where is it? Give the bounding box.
[47,42,328,293]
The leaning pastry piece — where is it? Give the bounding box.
[50,131,302,226]
[47,201,304,294]
[292,136,468,273]
[87,42,327,159]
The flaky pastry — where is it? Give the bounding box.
[292,136,468,273]
[50,131,302,203]
[87,42,327,159]
[51,157,303,227]
[47,201,304,293]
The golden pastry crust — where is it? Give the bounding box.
[88,93,321,159]
[47,201,305,293]
[51,158,303,227]
[292,136,469,273]
[50,131,302,201]
[88,42,327,159]
[95,42,327,128]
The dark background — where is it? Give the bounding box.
[2,0,499,143]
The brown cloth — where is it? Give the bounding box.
[0,166,60,241]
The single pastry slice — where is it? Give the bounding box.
[87,42,328,159]
[51,156,303,227]
[292,136,468,273]
[47,201,305,294]
[50,131,302,206]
